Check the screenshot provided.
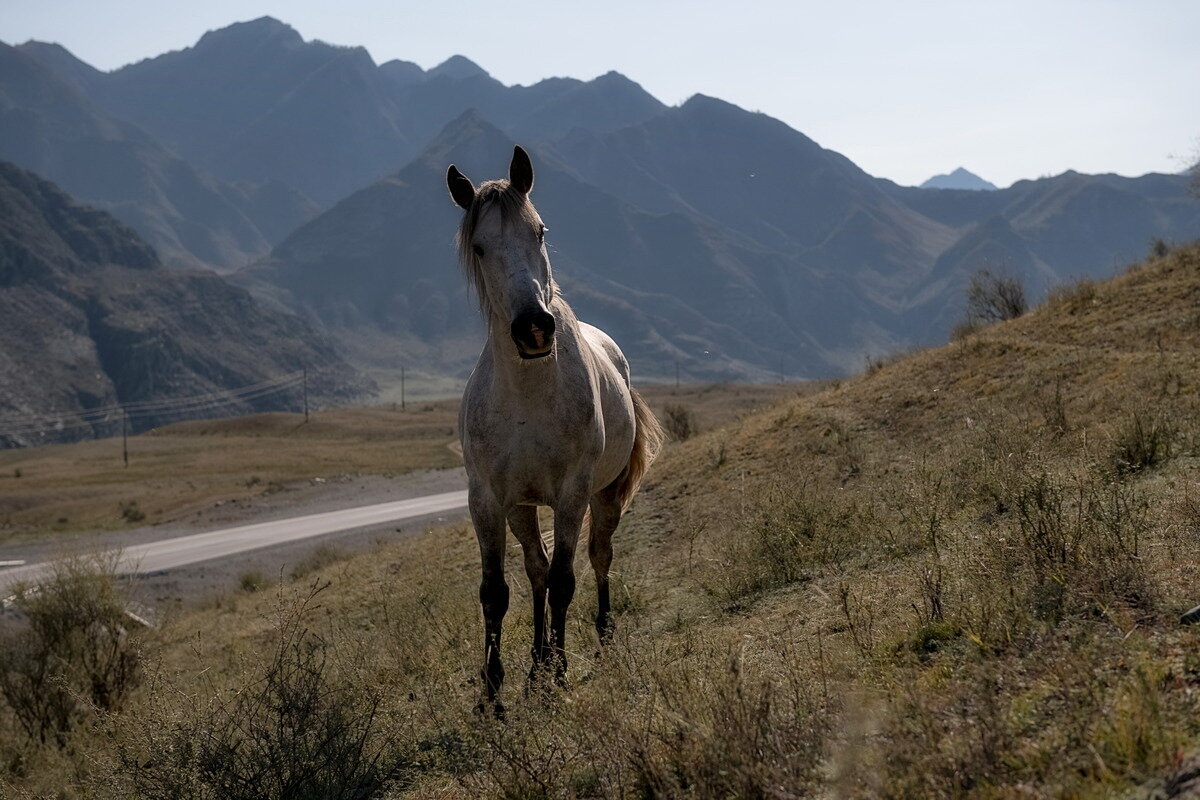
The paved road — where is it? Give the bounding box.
[0,489,469,593]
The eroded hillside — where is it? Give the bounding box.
[0,162,364,446]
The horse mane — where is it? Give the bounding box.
[455,179,546,312]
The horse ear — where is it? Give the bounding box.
[509,146,534,194]
[446,165,476,210]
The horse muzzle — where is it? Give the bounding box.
[511,309,556,359]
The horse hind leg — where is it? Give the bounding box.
[588,484,623,644]
[508,505,550,687]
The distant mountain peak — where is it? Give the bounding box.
[379,58,425,86]
[15,40,101,87]
[681,93,730,110]
[195,17,303,50]
[17,40,89,66]
[920,167,998,191]
[428,55,489,80]
[592,70,635,86]
[415,108,513,166]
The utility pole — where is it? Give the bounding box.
[303,368,309,422]
[401,366,406,411]
[122,408,128,468]
[675,360,680,389]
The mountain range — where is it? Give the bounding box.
[2,16,1197,395]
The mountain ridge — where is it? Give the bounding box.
[0,42,319,269]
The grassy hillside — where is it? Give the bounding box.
[4,245,1200,798]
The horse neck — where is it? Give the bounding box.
[484,296,577,398]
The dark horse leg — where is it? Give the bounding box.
[508,505,550,687]
[588,483,623,644]
[471,494,508,718]
[547,480,588,682]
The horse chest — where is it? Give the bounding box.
[463,400,601,505]
[472,406,599,461]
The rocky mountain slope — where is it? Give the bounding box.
[0,162,363,446]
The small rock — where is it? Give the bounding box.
[1181,605,1200,625]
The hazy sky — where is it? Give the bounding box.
[3,0,1197,187]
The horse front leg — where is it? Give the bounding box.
[471,490,509,718]
[507,505,550,687]
[548,478,590,683]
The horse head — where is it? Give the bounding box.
[447,146,555,360]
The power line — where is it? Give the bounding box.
[0,371,305,429]
[0,381,300,437]
[0,372,308,442]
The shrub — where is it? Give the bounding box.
[966,268,1027,324]
[1039,379,1069,437]
[119,584,398,800]
[950,319,982,341]
[706,440,727,470]
[0,554,141,747]
[997,465,1154,628]
[238,570,270,593]
[119,500,145,523]
[661,403,697,441]
[290,544,349,580]
[1047,278,1098,314]
[1111,411,1174,475]
[703,482,858,611]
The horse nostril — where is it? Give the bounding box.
[533,311,555,341]
[511,310,556,356]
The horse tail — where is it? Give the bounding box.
[614,387,665,511]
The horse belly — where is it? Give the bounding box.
[591,397,635,493]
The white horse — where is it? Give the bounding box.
[446,146,663,714]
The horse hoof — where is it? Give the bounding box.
[473,700,506,720]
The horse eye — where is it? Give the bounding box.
[472,244,484,258]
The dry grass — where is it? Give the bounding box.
[5,246,1200,797]
[0,402,462,542]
